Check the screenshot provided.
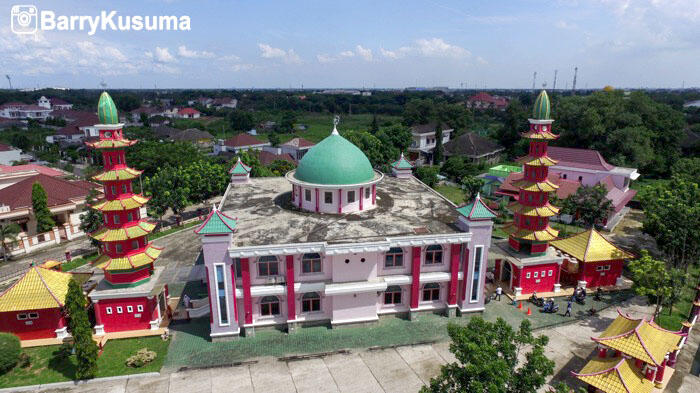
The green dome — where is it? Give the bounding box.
[532,90,551,120]
[97,92,119,124]
[294,130,375,185]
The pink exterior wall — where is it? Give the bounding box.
[0,308,65,340]
[549,168,629,190]
[331,252,379,283]
[201,234,239,336]
[292,185,375,214]
[96,296,154,333]
[518,263,560,294]
[332,293,378,324]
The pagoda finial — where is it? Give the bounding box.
[98,91,119,125]
[212,203,218,212]
[332,115,340,135]
[532,90,551,120]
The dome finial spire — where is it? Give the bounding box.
[332,115,340,135]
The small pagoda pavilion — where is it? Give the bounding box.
[0,265,72,340]
[494,90,564,296]
[390,152,414,178]
[552,229,634,289]
[572,311,685,392]
[229,157,251,184]
[86,92,168,335]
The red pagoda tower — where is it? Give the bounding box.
[87,92,168,334]
[496,90,564,296]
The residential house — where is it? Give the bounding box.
[0,102,52,120]
[408,123,454,165]
[280,137,315,161]
[37,96,73,110]
[0,164,67,190]
[443,132,505,164]
[214,133,270,155]
[129,106,164,123]
[258,150,295,166]
[176,108,201,119]
[465,92,509,111]
[188,97,214,107]
[212,97,238,109]
[46,111,100,143]
[0,143,22,165]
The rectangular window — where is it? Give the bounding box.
[127,306,133,313]
[526,272,531,279]
[127,212,133,221]
[541,270,545,277]
[562,174,567,179]
[215,264,229,325]
[384,291,402,304]
[302,257,322,274]
[115,244,123,253]
[121,185,128,193]
[422,285,440,301]
[302,296,321,312]
[260,300,280,316]
[16,313,27,320]
[578,176,583,181]
[548,270,553,277]
[113,215,120,224]
[131,240,139,250]
[111,185,116,195]
[534,272,538,278]
[28,312,39,319]
[258,260,279,276]
[347,191,355,203]
[324,191,333,204]
[385,249,404,268]
[106,307,113,315]
[470,246,483,302]
[234,258,242,279]
[365,187,370,199]
[137,305,144,312]
[117,306,123,313]
[305,189,311,202]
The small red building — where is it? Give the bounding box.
[551,228,634,289]
[0,266,72,340]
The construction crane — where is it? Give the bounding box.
[531,71,537,91]
[572,66,578,94]
[5,75,12,89]
[552,70,558,90]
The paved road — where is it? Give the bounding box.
[36,297,670,393]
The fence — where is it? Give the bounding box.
[7,223,85,258]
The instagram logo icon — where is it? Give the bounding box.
[11,5,38,34]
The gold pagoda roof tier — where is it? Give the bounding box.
[551,229,634,263]
[592,312,684,366]
[0,266,72,312]
[502,223,559,241]
[92,194,150,212]
[521,130,558,140]
[86,139,137,149]
[511,178,559,192]
[90,220,156,242]
[93,244,163,271]
[93,167,143,182]
[517,155,558,167]
[507,201,560,217]
[572,357,654,393]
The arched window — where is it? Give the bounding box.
[384,285,402,304]
[302,292,321,312]
[257,256,279,277]
[301,253,322,274]
[422,283,440,302]
[260,296,280,316]
[385,247,404,268]
[425,245,443,265]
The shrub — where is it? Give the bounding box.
[0,333,21,374]
[125,348,157,368]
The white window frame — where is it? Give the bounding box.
[106,307,113,314]
[548,270,553,277]
[347,190,355,203]
[127,306,133,313]
[304,188,312,202]
[470,245,484,303]
[214,263,231,327]
[16,313,27,320]
[541,270,545,277]
[28,312,39,319]
[534,272,538,278]
[116,306,123,313]
[137,305,144,312]
[526,272,531,279]
[324,191,333,204]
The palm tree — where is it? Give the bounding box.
[0,223,21,261]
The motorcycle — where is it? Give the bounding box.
[542,301,559,313]
[529,292,544,307]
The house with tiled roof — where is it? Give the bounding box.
[0,164,67,190]
[0,265,73,340]
[280,137,315,161]
[214,133,270,155]
[407,123,454,165]
[258,150,295,166]
[465,92,509,111]
[46,111,100,143]
[37,96,73,111]
[170,128,214,147]
[443,132,505,164]
[176,107,201,119]
[0,102,52,120]
[0,143,21,165]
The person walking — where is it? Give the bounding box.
[495,286,502,301]
[564,299,572,317]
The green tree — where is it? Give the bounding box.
[0,333,21,373]
[228,110,255,131]
[31,182,55,233]
[0,223,21,261]
[496,100,529,159]
[65,279,98,380]
[433,123,444,165]
[236,150,274,178]
[370,114,379,134]
[561,185,613,228]
[143,166,191,225]
[279,111,297,132]
[460,175,483,201]
[344,130,385,167]
[268,160,296,176]
[139,112,150,127]
[268,133,281,147]
[415,166,440,188]
[403,98,435,126]
[79,188,103,249]
[422,317,554,393]
[671,157,700,184]
[627,250,685,318]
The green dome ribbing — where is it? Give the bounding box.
[294,131,375,185]
[532,90,551,120]
[98,92,119,124]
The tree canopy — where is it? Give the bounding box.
[31,182,55,233]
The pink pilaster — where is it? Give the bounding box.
[205,266,213,324]
[410,246,421,309]
[338,189,342,214]
[230,265,238,323]
[359,187,364,211]
[241,258,253,325]
[315,188,319,213]
[655,356,668,384]
[448,244,460,305]
[297,186,302,208]
[372,184,376,205]
[94,302,102,325]
[286,255,295,320]
[461,248,470,302]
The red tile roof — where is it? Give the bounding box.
[497,172,581,200]
[0,143,18,152]
[49,98,70,105]
[224,133,266,147]
[55,111,99,136]
[0,164,66,177]
[548,146,615,171]
[178,108,200,115]
[0,174,98,210]
[281,137,315,148]
[258,151,295,166]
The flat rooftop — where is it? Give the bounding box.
[220,176,461,247]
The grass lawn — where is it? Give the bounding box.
[150,221,201,241]
[61,252,98,272]
[434,184,465,205]
[550,222,586,237]
[654,264,700,331]
[0,336,170,388]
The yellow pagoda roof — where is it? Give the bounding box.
[93,243,163,271]
[593,312,684,366]
[93,167,143,182]
[551,229,634,262]
[512,178,559,192]
[0,266,73,312]
[92,194,150,212]
[502,223,559,241]
[86,139,137,149]
[39,260,62,269]
[572,357,654,393]
[521,130,558,140]
[90,220,156,242]
[517,155,558,167]
[507,201,560,217]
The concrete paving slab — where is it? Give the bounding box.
[210,365,254,393]
[324,353,384,393]
[168,369,212,393]
[395,345,445,385]
[431,341,457,364]
[125,374,170,393]
[43,380,127,393]
[287,358,338,393]
[360,349,423,393]
[249,360,296,393]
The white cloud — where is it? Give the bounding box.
[380,38,470,60]
[258,43,301,64]
[148,47,176,63]
[555,20,577,30]
[339,50,355,57]
[178,45,214,59]
[476,56,488,65]
[316,54,336,63]
[355,45,373,61]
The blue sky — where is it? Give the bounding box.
[1,0,698,89]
